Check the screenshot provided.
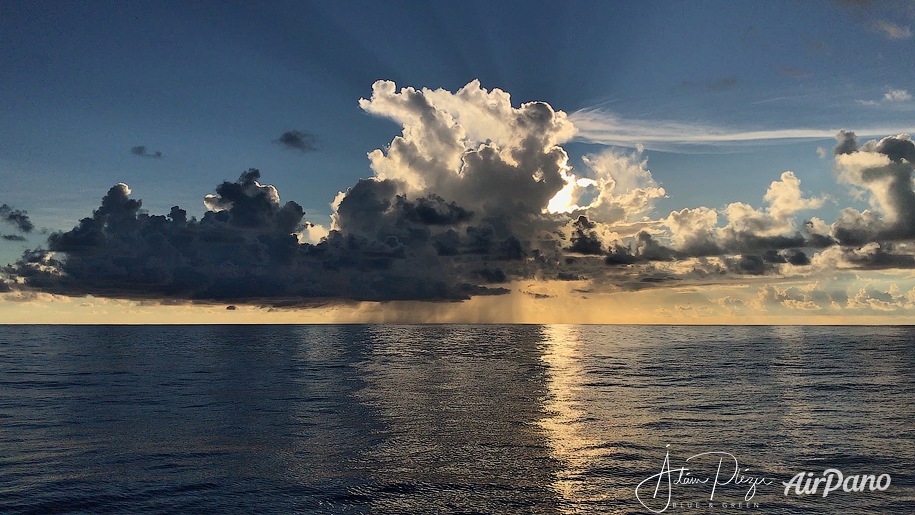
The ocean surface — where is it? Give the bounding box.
[0,325,913,514]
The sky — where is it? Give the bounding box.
[2,0,915,323]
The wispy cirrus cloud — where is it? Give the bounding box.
[568,108,912,150]
[873,20,913,39]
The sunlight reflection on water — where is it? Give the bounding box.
[0,325,913,514]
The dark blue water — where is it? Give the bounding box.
[0,325,912,514]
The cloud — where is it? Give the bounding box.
[5,80,585,304]
[131,145,163,159]
[568,108,912,150]
[0,204,34,233]
[2,234,27,241]
[873,20,913,39]
[356,79,574,222]
[856,88,913,106]
[829,132,915,244]
[567,216,605,255]
[812,242,915,269]
[847,283,915,311]
[275,130,318,153]
[5,170,505,303]
[651,171,825,261]
[884,89,912,102]
[752,282,843,311]
[8,80,915,311]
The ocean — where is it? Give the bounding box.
[0,325,912,514]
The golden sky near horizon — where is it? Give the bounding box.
[4,277,914,325]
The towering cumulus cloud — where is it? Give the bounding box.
[349,80,574,236]
[4,80,915,308]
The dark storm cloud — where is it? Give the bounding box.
[782,249,811,265]
[4,171,505,304]
[477,268,507,283]
[724,255,773,275]
[822,243,915,269]
[635,232,677,261]
[397,194,472,225]
[0,204,34,233]
[599,233,669,266]
[332,177,525,262]
[834,130,857,155]
[603,245,638,265]
[131,145,163,159]
[275,130,318,153]
[719,232,808,255]
[568,216,604,255]
[599,228,812,265]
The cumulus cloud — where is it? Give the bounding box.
[640,171,823,266]
[884,89,912,102]
[131,145,163,159]
[6,80,588,303]
[812,241,915,269]
[752,281,846,311]
[8,80,915,310]
[572,150,666,223]
[357,79,574,227]
[847,283,915,311]
[830,131,915,244]
[4,170,504,303]
[275,130,318,153]
[856,88,913,106]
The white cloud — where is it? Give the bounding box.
[752,281,841,312]
[551,150,666,224]
[568,108,912,150]
[355,79,575,220]
[847,284,915,311]
[884,89,912,102]
[857,88,913,107]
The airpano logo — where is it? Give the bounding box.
[782,469,891,497]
